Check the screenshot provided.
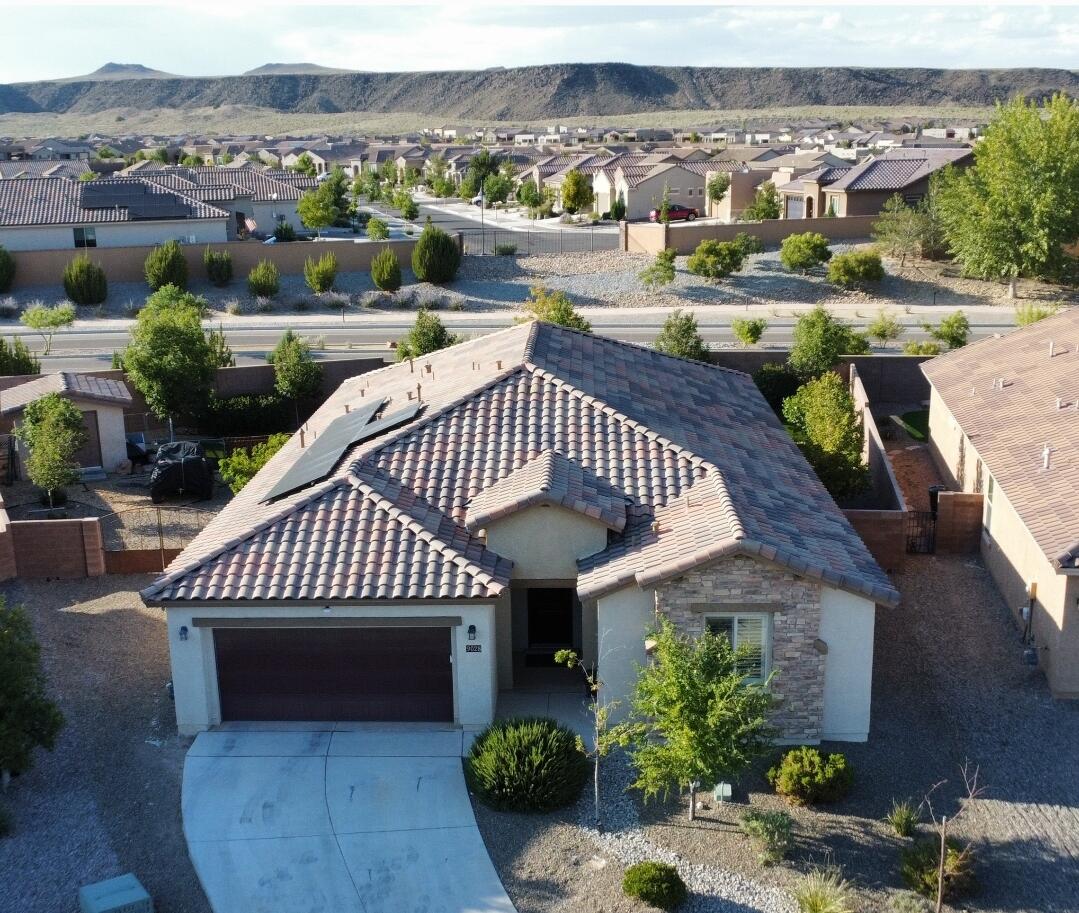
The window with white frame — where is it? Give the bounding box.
[983,474,995,536]
[705,612,771,681]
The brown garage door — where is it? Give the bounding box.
[213,627,453,722]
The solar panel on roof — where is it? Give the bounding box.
[260,398,386,503]
[350,402,423,446]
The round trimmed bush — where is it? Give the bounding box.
[411,224,461,284]
[366,217,389,241]
[780,231,832,273]
[767,747,853,805]
[828,250,885,288]
[62,254,107,305]
[247,259,280,297]
[0,245,14,293]
[622,861,687,910]
[144,239,188,290]
[371,247,402,292]
[465,717,588,812]
[900,837,977,901]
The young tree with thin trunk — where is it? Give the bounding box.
[270,329,323,427]
[19,303,75,355]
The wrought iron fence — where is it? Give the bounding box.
[905,510,937,554]
[459,227,619,256]
[98,505,213,554]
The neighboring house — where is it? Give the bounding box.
[922,310,1079,698]
[0,161,90,180]
[595,162,709,220]
[143,322,898,741]
[816,148,973,217]
[776,165,854,219]
[1,372,132,473]
[25,139,94,161]
[0,177,229,251]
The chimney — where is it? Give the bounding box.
[1043,443,1052,470]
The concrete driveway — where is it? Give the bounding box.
[182,723,515,913]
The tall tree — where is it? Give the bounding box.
[270,329,323,425]
[561,169,594,214]
[123,292,215,423]
[937,94,1079,297]
[788,305,869,379]
[297,185,339,236]
[14,393,87,507]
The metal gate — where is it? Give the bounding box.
[906,510,937,554]
[459,227,619,256]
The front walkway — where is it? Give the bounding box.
[497,659,596,748]
[182,723,515,913]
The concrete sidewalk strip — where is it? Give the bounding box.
[339,826,516,913]
[326,756,477,834]
[188,730,331,757]
[188,834,365,913]
[328,728,463,757]
[183,755,332,842]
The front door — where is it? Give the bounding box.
[527,588,575,653]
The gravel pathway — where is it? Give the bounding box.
[0,578,208,913]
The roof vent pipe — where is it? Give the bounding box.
[344,403,350,413]
[1057,397,1063,410]
[299,429,306,448]
[1043,444,1052,470]
[416,383,422,402]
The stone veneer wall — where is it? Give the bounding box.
[655,554,825,742]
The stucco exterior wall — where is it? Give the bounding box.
[164,602,497,736]
[0,219,228,252]
[484,505,609,580]
[819,587,876,741]
[927,384,1079,696]
[595,585,655,720]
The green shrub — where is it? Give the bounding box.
[902,340,942,356]
[886,892,932,913]
[366,217,389,241]
[794,868,854,913]
[144,239,188,290]
[622,862,687,910]
[687,239,745,280]
[828,250,885,288]
[304,251,338,293]
[780,232,833,273]
[0,246,14,293]
[201,392,293,436]
[740,810,793,865]
[203,248,233,287]
[219,433,290,493]
[731,316,768,346]
[768,747,853,805]
[273,221,296,242]
[62,254,107,305]
[886,798,920,837]
[733,232,764,256]
[465,717,588,812]
[494,242,518,256]
[247,259,280,297]
[0,337,39,376]
[412,224,461,283]
[899,838,977,901]
[1015,301,1060,326]
[371,248,402,292]
[753,362,801,413]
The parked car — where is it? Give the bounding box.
[649,203,698,222]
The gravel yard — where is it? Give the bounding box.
[2,474,230,549]
[0,577,208,913]
[3,247,1076,325]
[474,555,1079,913]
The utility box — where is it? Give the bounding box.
[78,874,153,913]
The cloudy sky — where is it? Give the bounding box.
[2,3,1077,83]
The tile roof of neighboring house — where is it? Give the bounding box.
[0,161,89,180]
[827,148,972,192]
[464,450,628,532]
[921,308,1079,570]
[0,372,132,415]
[143,323,897,607]
[0,177,228,227]
[775,165,853,195]
[132,164,317,203]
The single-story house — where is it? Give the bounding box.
[922,309,1079,698]
[1,372,132,473]
[776,165,854,219]
[143,322,898,741]
[0,177,229,251]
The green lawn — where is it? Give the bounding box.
[896,409,929,441]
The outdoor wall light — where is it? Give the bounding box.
[178,626,188,642]
[467,624,477,641]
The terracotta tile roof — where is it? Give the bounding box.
[143,323,897,606]
[827,148,971,192]
[0,372,132,414]
[922,308,1079,569]
[0,161,88,180]
[464,450,628,532]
